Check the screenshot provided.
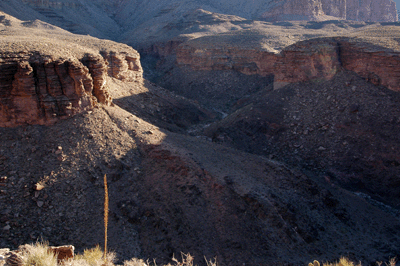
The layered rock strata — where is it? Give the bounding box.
[262,0,397,22]
[177,38,400,91]
[0,51,142,127]
[320,0,346,19]
[262,0,325,21]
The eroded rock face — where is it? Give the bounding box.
[262,0,325,21]
[100,51,142,82]
[0,51,142,127]
[320,0,346,18]
[177,38,400,92]
[340,40,400,91]
[274,39,341,89]
[177,45,277,76]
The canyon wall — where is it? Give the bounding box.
[176,38,400,91]
[0,50,142,127]
[346,0,398,22]
[262,0,325,21]
[262,0,398,22]
[320,0,347,18]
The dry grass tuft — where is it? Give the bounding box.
[321,257,361,266]
[311,257,398,266]
[20,242,57,266]
[123,258,149,266]
[74,245,115,266]
[122,253,217,266]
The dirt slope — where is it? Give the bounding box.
[2,86,400,265]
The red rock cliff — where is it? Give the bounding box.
[0,50,142,127]
[176,37,400,92]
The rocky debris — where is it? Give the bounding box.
[4,252,23,266]
[203,70,400,208]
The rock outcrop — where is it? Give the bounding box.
[176,37,400,92]
[100,51,142,81]
[48,245,75,262]
[0,51,142,127]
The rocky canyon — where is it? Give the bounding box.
[0,1,400,266]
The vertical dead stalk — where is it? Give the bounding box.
[103,174,109,264]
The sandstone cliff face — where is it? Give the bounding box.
[176,44,277,76]
[100,51,142,81]
[262,0,325,21]
[340,40,400,91]
[0,51,143,127]
[273,39,341,89]
[176,38,400,92]
[320,0,346,18]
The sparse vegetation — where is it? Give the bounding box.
[309,257,398,266]
[14,243,216,266]
[20,242,57,266]
[73,245,115,266]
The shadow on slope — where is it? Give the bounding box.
[0,108,143,259]
[105,103,400,266]
[204,70,400,209]
[0,96,399,266]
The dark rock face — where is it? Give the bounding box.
[0,51,142,127]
